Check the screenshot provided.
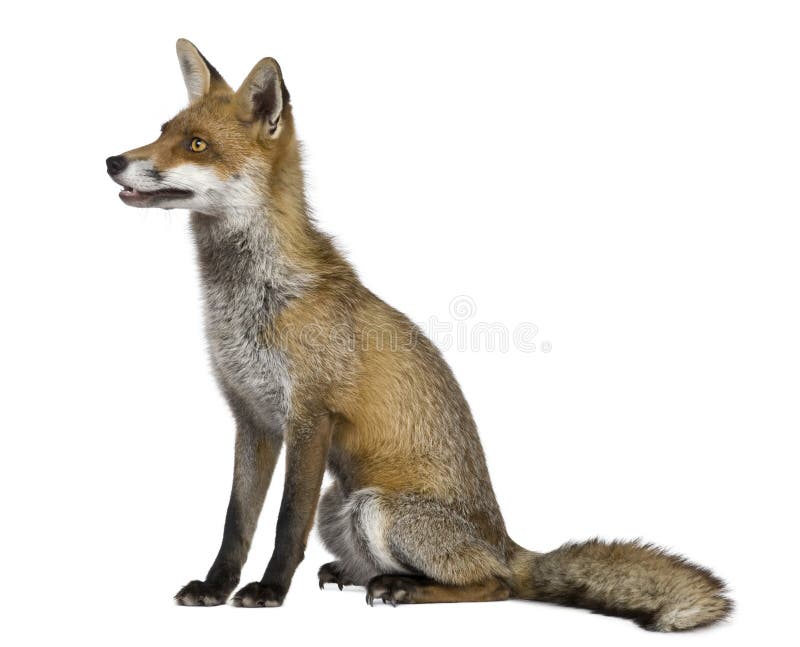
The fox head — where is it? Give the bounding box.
[106,39,294,215]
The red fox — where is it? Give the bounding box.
[106,39,732,631]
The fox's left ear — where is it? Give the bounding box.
[176,38,230,102]
[235,58,291,138]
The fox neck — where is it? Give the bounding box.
[190,139,352,322]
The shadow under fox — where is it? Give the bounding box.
[106,39,732,631]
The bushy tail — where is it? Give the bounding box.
[510,539,732,632]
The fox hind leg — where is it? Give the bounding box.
[381,492,511,586]
[318,561,356,589]
[341,488,512,604]
[366,574,511,605]
[316,483,380,587]
[318,486,512,603]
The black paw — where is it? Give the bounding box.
[365,575,420,606]
[174,579,232,606]
[318,561,354,590]
[231,581,287,608]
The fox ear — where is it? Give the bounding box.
[176,38,229,102]
[236,58,291,137]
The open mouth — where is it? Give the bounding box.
[119,186,193,204]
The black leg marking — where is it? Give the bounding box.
[232,414,332,608]
[230,582,288,608]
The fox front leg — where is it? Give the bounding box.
[175,403,283,606]
[232,412,332,607]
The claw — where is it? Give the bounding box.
[319,580,324,590]
[366,592,374,606]
[338,583,343,591]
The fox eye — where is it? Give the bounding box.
[189,137,208,152]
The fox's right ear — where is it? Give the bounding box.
[176,38,230,102]
[235,58,291,138]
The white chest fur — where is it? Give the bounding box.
[192,211,297,434]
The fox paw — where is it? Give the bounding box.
[174,579,231,606]
[231,581,286,607]
[366,575,421,606]
[318,561,355,590]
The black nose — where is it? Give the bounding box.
[106,155,128,175]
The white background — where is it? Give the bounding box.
[1,1,797,645]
